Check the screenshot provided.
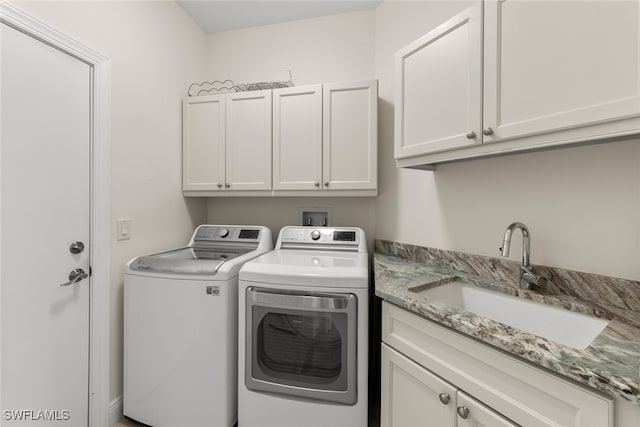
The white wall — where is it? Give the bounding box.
[205,10,377,241]
[10,1,209,400]
[206,9,375,86]
[374,1,640,281]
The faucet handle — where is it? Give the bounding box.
[521,266,547,288]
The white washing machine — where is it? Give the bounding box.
[238,226,369,427]
[124,225,273,427]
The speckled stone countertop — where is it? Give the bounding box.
[374,240,640,406]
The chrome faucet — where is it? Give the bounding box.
[499,222,547,290]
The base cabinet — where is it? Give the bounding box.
[382,344,517,427]
[381,301,614,427]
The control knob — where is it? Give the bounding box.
[310,230,321,241]
[219,228,229,238]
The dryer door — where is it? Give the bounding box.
[245,287,358,405]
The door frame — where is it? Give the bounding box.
[0,3,111,426]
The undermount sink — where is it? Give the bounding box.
[410,277,609,350]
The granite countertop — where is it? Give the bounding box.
[374,252,640,406]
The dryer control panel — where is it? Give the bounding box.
[277,226,366,253]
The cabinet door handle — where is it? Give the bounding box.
[457,406,470,419]
[314,182,320,188]
[482,127,494,136]
[225,183,230,188]
[324,182,329,187]
[438,393,451,405]
[466,131,477,139]
[216,182,222,189]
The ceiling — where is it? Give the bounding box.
[177,0,383,33]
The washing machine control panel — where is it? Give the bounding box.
[278,227,365,252]
[191,225,264,244]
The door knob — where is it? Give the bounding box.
[69,241,85,254]
[60,268,89,286]
[482,127,494,136]
[466,131,477,139]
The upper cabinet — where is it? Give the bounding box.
[183,94,226,192]
[272,85,323,191]
[184,80,377,197]
[395,0,640,169]
[225,91,272,191]
[273,80,377,196]
[322,81,377,193]
[183,90,272,194]
[394,3,483,159]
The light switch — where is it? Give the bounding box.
[117,218,132,241]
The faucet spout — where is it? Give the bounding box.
[500,222,530,267]
[499,222,545,290]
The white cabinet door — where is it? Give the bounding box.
[183,95,225,191]
[323,80,378,190]
[395,2,482,157]
[226,90,272,190]
[483,0,640,144]
[381,344,457,427]
[273,85,322,190]
[457,392,519,427]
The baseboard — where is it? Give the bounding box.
[108,396,123,426]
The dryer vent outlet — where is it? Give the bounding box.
[299,208,332,227]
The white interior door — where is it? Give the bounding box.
[1,21,91,426]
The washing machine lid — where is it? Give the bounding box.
[239,249,369,288]
[129,246,252,275]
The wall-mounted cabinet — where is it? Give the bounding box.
[184,80,377,197]
[381,302,614,427]
[272,84,323,191]
[272,80,377,196]
[183,90,272,195]
[395,0,640,169]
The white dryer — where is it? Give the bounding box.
[124,225,273,427]
[238,226,369,427]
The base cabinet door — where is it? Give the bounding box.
[382,344,519,427]
[381,344,456,427]
[457,392,519,427]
